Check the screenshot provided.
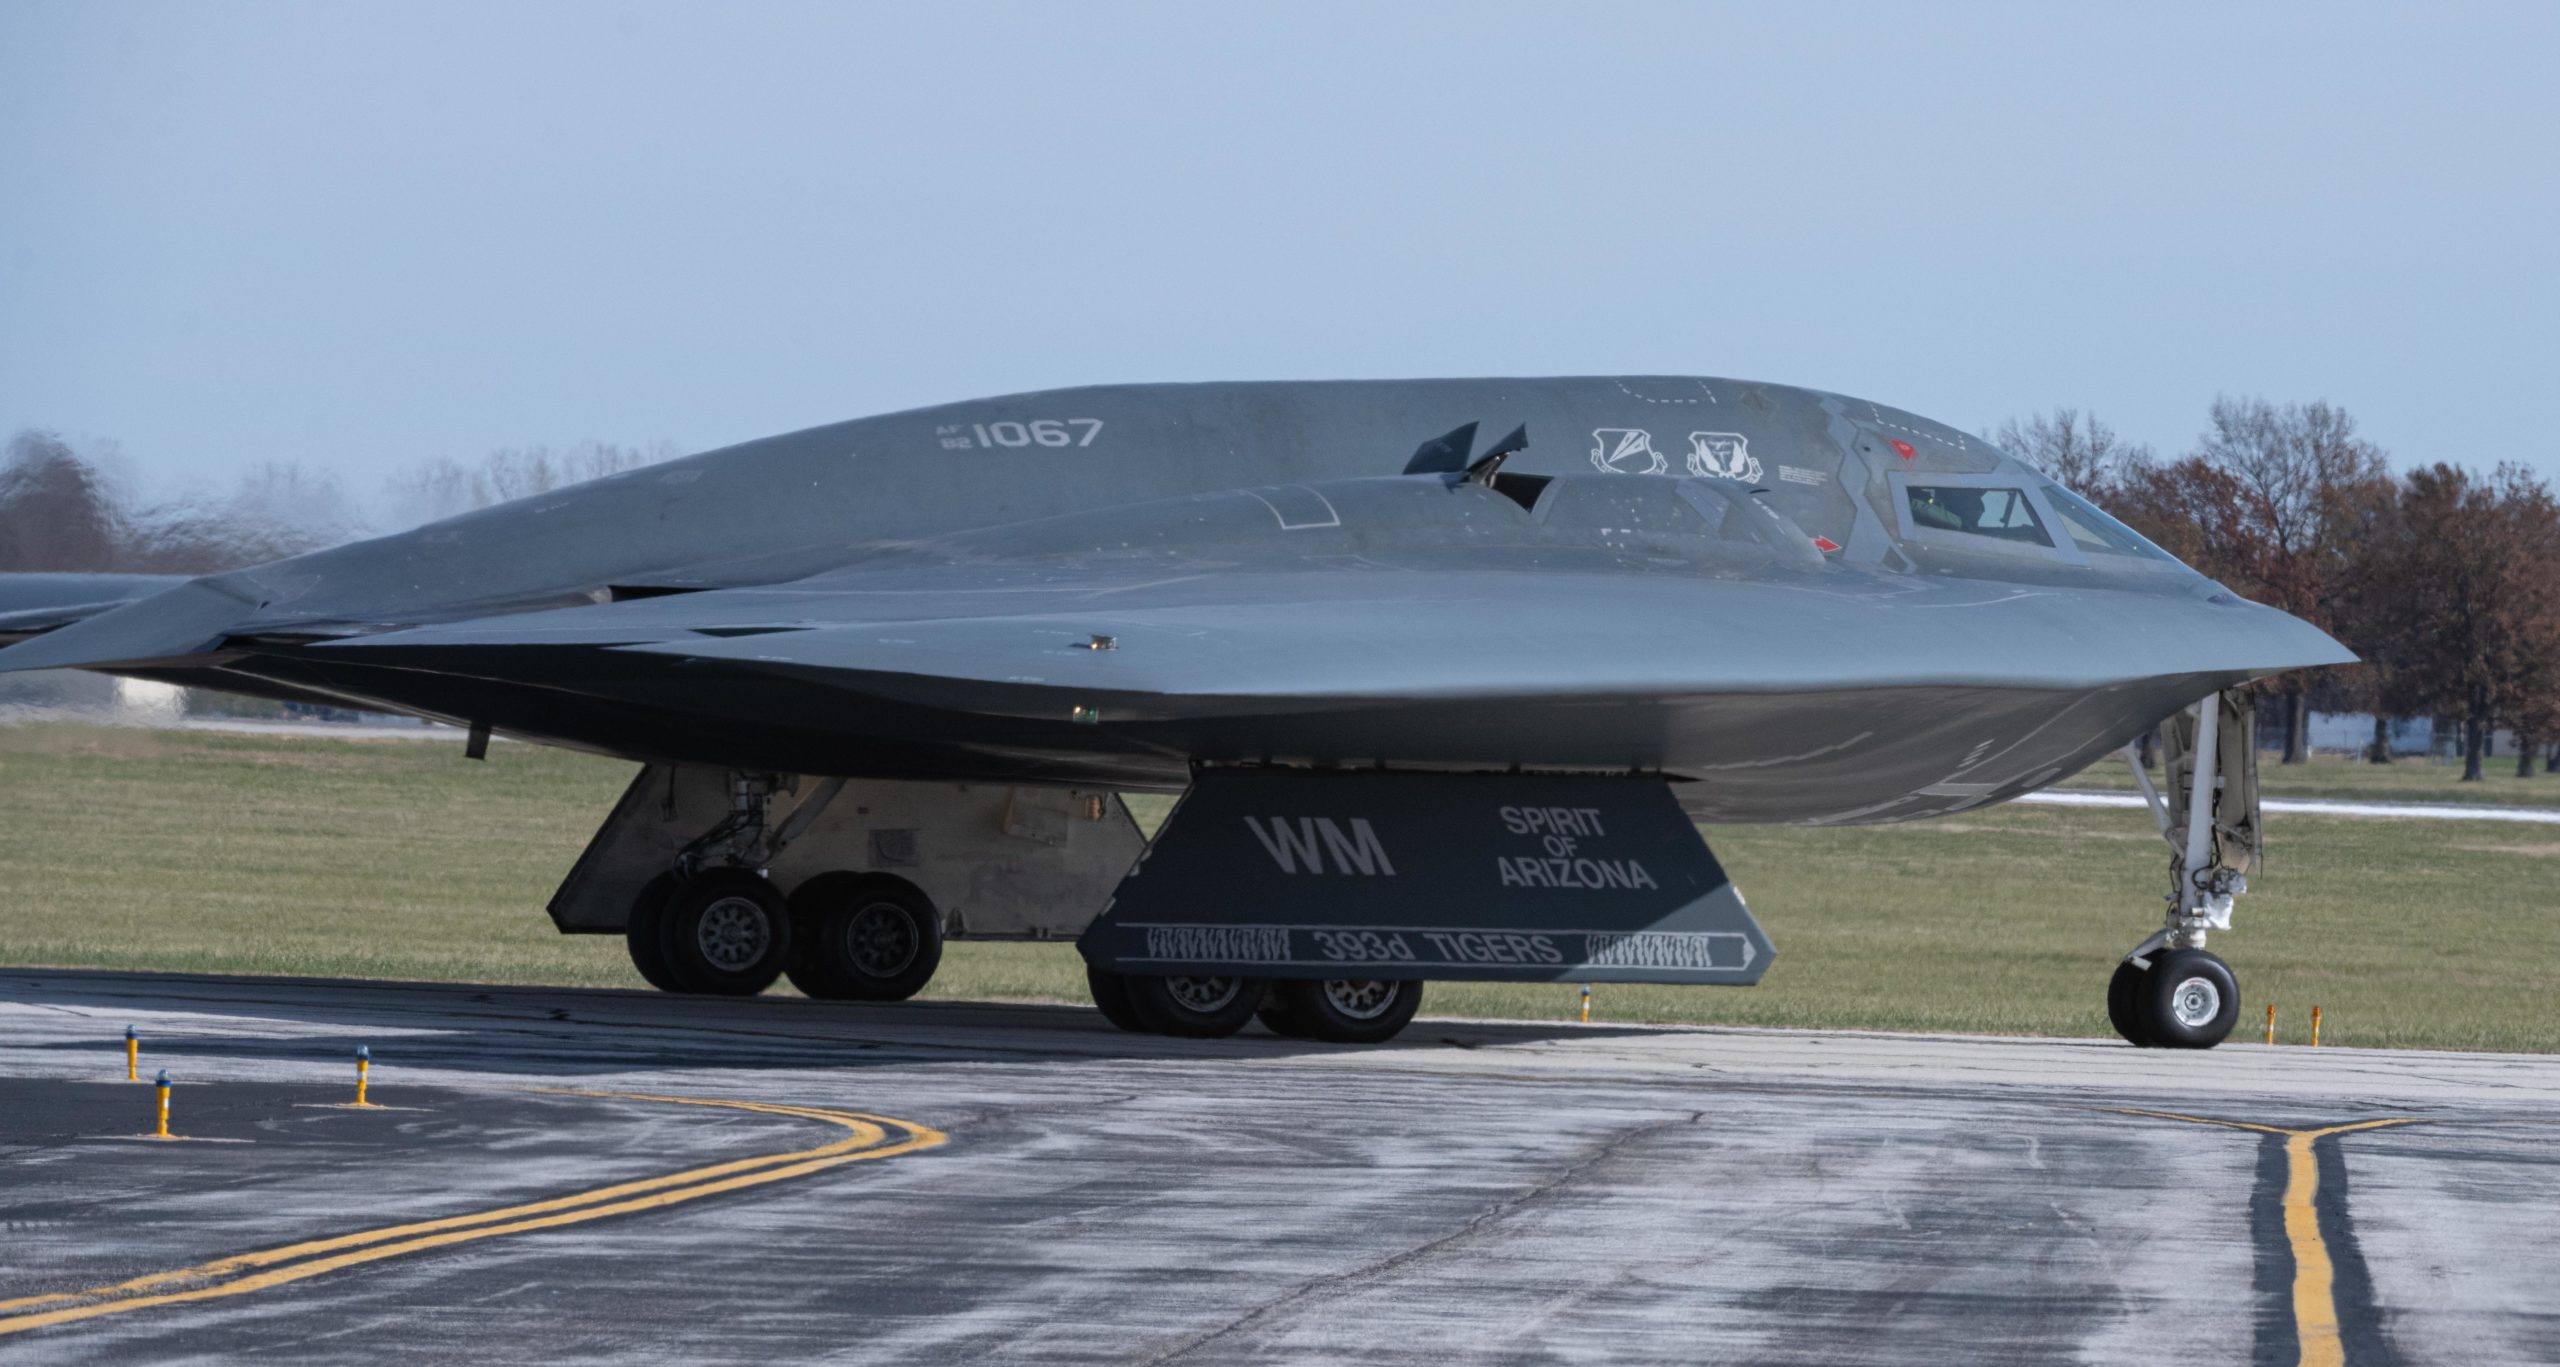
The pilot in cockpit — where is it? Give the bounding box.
[1908,488,1978,532]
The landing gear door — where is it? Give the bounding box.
[547,766,1144,938]
[2163,689,2261,878]
[1079,768,1774,984]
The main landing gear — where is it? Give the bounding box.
[627,868,794,995]
[621,774,945,1001]
[1085,968,1424,1044]
[784,872,944,1001]
[2107,695,2254,1049]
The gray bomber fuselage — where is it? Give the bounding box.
[0,377,2350,823]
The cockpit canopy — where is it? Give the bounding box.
[1886,471,2173,566]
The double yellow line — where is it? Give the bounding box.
[0,1090,945,1338]
[2112,1108,2417,1367]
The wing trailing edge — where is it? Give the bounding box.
[0,573,191,653]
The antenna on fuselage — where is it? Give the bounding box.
[1464,424,1530,485]
[1402,421,1480,476]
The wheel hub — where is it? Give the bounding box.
[1320,979,1395,1020]
[844,902,919,977]
[2169,975,2222,1029]
[1165,976,1243,1013]
[695,896,772,971]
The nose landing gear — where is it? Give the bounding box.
[2107,692,2258,1049]
[2108,943,2241,1049]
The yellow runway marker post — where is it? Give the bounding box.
[124,1026,138,1082]
[2110,1108,2420,1367]
[2312,1005,2323,1047]
[353,1046,375,1108]
[0,1091,945,1338]
[151,1071,172,1139]
[2264,1004,2276,1046]
[1578,985,1591,1025]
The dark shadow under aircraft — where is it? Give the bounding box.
[0,377,2349,1046]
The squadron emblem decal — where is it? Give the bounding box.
[1590,428,1670,475]
[1687,433,1759,482]
[1589,429,1762,482]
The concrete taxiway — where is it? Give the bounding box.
[2,969,2554,1365]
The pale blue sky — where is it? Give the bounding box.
[3,1,2555,492]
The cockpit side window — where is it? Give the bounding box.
[2041,483,2171,559]
[1905,485,2052,547]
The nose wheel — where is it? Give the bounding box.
[2105,698,2256,1051]
[2108,947,2239,1049]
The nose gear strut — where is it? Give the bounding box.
[2109,691,2256,1048]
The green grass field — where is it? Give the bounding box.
[1,723,2551,1051]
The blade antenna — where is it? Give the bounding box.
[1401,422,1479,476]
[1465,425,1530,484]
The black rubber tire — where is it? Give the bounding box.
[624,873,686,993]
[1125,974,1266,1038]
[656,868,792,996]
[780,872,862,999]
[779,950,846,999]
[798,874,943,1002]
[2107,958,2154,1047]
[1270,979,1423,1045]
[1085,964,1152,1032]
[2138,948,2240,1049]
[1255,995,1314,1039]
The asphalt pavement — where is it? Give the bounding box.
[2,968,2554,1365]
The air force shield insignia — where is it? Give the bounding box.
[1589,428,1669,475]
[1591,428,1761,482]
[1685,433,1760,482]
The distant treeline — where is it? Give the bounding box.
[0,431,674,576]
[1997,399,2560,781]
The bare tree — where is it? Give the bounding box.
[2192,396,2385,565]
[217,462,366,561]
[5,428,678,577]
[0,430,126,571]
[1991,408,2152,496]
[123,462,367,573]
[385,441,676,526]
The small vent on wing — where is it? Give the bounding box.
[606,584,707,603]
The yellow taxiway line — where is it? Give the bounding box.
[2110,1108,2420,1367]
[0,1090,945,1338]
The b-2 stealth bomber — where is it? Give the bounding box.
[0,377,2351,1046]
